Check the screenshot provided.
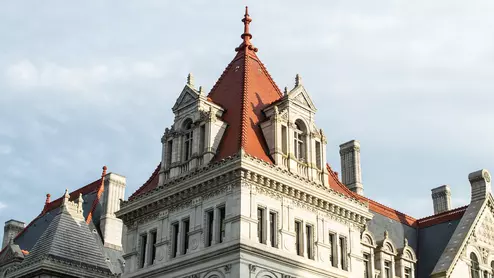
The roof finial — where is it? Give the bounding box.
[102,165,107,177]
[235,6,258,52]
[199,86,204,95]
[187,73,195,88]
[295,74,302,87]
[45,193,51,205]
[62,188,70,205]
[283,86,288,96]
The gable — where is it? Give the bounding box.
[288,86,316,112]
[172,85,199,112]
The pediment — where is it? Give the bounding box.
[288,86,316,112]
[0,244,24,266]
[172,85,200,112]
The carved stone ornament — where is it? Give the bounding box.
[484,171,491,182]
[249,264,257,273]
[224,264,232,273]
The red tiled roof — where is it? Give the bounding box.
[326,164,418,227]
[208,8,282,163]
[417,205,467,228]
[128,163,160,200]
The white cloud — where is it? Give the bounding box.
[0,202,6,211]
[0,145,13,155]
[4,59,167,92]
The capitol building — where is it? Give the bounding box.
[1,7,493,278]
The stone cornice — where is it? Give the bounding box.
[117,152,371,228]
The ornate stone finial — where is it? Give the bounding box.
[295,74,302,87]
[187,73,195,87]
[235,6,258,52]
[274,105,279,115]
[199,86,204,95]
[384,230,389,239]
[404,237,408,247]
[77,193,84,213]
[102,165,107,178]
[283,86,288,96]
[45,193,51,205]
[61,189,70,206]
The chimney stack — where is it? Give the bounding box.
[339,140,364,195]
[2,219,25,248]
[469,169,491,202]
[99,172,126,250]
[431,185,452,214]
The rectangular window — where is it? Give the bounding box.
[206,210,214,247]
[149,231,157,265]
[384,261,391,278]
[340,236,347,270]
[166,140,173,165]
[306,224,314,260]
[269,211,277,247]
[329,233,335,267]
[139,234,147,268]
[295,220,303,256]
[182,218,190,254]
[199,125,206,154]
[171,222,179,258]
[281,125,287,155]
[218,206,226,243]
[315,141,322,169]
[257,207,265,244]
[363,253,370,278]
[404,267,411,278]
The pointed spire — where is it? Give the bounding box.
[283,86,288,96]
[235,6,258,52]
[187,73,195,88]
[295,74,302,87]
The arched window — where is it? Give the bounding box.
[183,119,193,161]
[471,253,480,278]
[293,120,306,161]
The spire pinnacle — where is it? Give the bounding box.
[45,193,51,205]
[295,74,302,87]
[235,6,258,52]
[187,73,195,88]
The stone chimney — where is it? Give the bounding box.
[339,140,364,195]
[431,185,452,214]
[469,169,491,201]
[100,172,126,250]
[2,219,25,248]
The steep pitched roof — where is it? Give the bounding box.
[128,163,160,200]
[326,164,418,227]
[12,170,106,252]
[19,201,112,275]
[208,7,283,163]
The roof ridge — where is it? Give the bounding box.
[239,52,249,149]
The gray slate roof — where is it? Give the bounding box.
[21,206,112,275]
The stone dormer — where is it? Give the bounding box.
[261,74,328,185]
[158,74,227,183]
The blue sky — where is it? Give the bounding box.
[1,1,494,228]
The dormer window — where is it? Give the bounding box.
[294,120,306,161]
[183,119,193,161]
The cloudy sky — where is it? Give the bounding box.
[1,1,494,228]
